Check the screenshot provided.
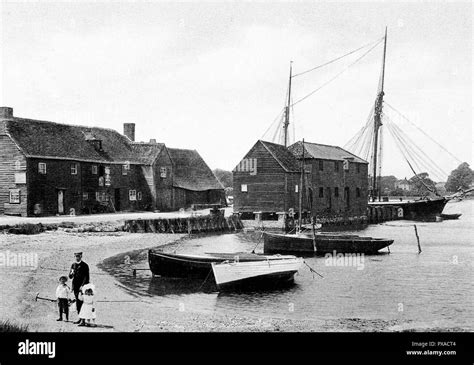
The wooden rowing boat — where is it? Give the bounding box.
[211,256,304,290]
[148,250,295,279]
[439,213,462,220]
[263,232,393,255]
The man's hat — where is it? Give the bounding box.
[74,252,83,256]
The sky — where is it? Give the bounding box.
[1,1,472,181]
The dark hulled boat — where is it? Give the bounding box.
[148,250,297,278]
[439,213,462,220]
[369,197,449,221]
[263,231,393,255]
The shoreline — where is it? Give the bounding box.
[0,230,326,332]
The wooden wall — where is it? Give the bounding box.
[233,142,300,213]
[0,130,28,216]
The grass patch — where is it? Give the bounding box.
[0,319,29,332]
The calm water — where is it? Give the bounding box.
[102,199,473,331]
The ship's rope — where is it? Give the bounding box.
[291,39,384,107]
[384,101,462,164]
[292,36,384,78]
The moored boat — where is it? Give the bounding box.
[211,256,304,290]
[439,213,462,220]
[148,250,297,278]
[263,231,393,255]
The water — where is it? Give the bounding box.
[102,200,473,331]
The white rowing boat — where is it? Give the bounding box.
[211,256,304,290]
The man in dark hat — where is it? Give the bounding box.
[69,252,90,325]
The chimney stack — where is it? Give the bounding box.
[0,107,13,119]
[123,123,135,142]
[149,139,156,143]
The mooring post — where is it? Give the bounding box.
[414,224,421,253]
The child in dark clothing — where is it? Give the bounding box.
[55,276,71,321]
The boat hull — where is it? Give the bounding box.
[369,197,448,221]
[148,250,297,279]
[148,251,218,278]
[439,213,462,220]
[263,232,393,255]
[211,258,303,290]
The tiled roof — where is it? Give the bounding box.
[167,148,224,191]
[289,141,368,164]
[4,118,141,164]
[259,140,300,172]
[131,142,166,165]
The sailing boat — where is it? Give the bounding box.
[361,28,452,221]
[262,61,393,255]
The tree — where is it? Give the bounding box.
[212,168,233,188]
[408,172,436,196]
[445,162,474,192]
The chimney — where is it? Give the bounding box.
[149,139,156,143]
[123,123,135,142]
[0,107,13,119]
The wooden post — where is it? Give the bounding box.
[414,224,421,253]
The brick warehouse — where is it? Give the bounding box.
[233,139,368,219]
[0,107,224,216]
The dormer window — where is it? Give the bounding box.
[91,140,103,151]
[83,131,103,152]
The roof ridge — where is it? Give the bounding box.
[10,117,126,136]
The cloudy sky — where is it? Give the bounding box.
[1,1,471,180]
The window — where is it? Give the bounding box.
[319,160,324,171]
[14,161,21,170]
[356,187,361,198]
[71,163,78,175]
[38,163,46,174]
[334,187,339,197]
[241,184,248,192]
[137,192,142,201]
[356,163,361,173]
[334,161,339,172]
[83,192,89,201]
[9,189,20,204]
[295,185,299,193]
[92,165,98,175]
[304,164,312,174]
[319,187,324,198]
[122,164,128,175]
[160,167,167,178]
[129,190,137,201]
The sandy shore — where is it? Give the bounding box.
[0,229,337,332]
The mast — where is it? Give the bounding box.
[298,138,305,231]
[283,61,293,147]
[372,27,387,202]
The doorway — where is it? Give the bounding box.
[114,188,121,211]
[57,190,64,214]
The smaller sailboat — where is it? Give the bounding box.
[211,256,304,290]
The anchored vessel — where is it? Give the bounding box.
[263,231,393,255]
[211,256,303,290]
[148,249,301,281]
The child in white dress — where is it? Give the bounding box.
[78,286,96,327]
